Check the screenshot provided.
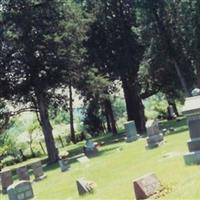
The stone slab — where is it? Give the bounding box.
[0,170,13,192]
[188,119,200,139]
[59,158,70,172]
[133,173,160,200]
[17,166,30,181]
[124,121,138,142]
[31,161,45,181]
[147,134,163,144]
[146,120,160,136]
[182,96,200,116]
[7,181,34,200]
[187,138,200,152]
[184,151,200,165]
[76,178,94,195]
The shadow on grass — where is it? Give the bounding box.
[159,117,188,136]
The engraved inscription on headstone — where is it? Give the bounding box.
[133,173,160,200]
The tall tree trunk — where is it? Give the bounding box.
[173,60,190,97]
[36,91,58,164]
[105,110,112,133]
[196,62,200,88]
[121,75,146,134]
[104,99,117,135]
[167,97,179,117]
[69,81,76,144]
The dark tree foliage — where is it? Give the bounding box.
[1,0,86,163]
[85,0,146,133]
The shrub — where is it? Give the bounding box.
[2,155,19,166]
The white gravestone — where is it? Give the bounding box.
[146,120,164,148]
[7,181,34,200]
[124,121,138,142]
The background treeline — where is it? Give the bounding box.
[0,0,199,163]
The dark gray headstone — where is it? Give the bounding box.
[188,119,200,138]
[76,178,94,195]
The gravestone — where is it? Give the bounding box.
[146,120,164,148]
[76,177,95,195]
[124,121,138,142]
[17,166,30,181]
[58,158,70,172]
[133,173,160,200]
[31,161,46,181]
[182,94,200,164]
[7,181,34,200]
[83,140,98,157]
[0,170,13,192]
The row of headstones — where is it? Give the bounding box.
[0,161,45,200]
[124,120,164,148]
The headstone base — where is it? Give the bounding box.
[146,134,164,149]
[184,151,200,165]
[126,135,139,143]
[34,175,47,182]
[187,138,200,152]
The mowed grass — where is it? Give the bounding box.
[2,118,200,200]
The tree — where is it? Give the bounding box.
[1,0,86,163]
[139,0,195,97]
[85,0,146,133]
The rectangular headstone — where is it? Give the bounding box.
[31,161,45,181]
[188,119,200,139]
[146,120,164,148]
[17,166,30,181]
[182,96,200,165]
[146,120,160,136]
[7,181,34,200]
[59,158,70,172]
[124,121,138,142]
[133,173,160,200]
[0,170,13,192]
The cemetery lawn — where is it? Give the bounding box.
[2,118,200,200]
